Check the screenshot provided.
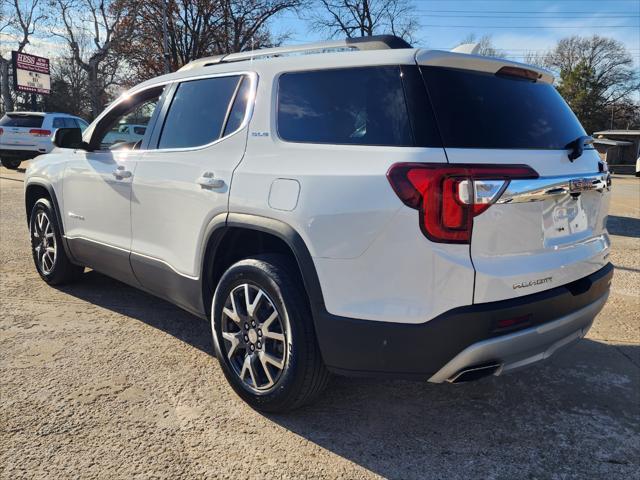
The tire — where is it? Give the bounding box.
[1,158,21,169]
[211,254,330,412]
[29,198,84,285]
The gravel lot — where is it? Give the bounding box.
[1,165,638,479]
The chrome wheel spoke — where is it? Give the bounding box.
[260,351,284,370]
[258,352,275,388]
[264,331,285,342]
[240,355,258,387]
[222,331,243,359]
[246,288,264,318]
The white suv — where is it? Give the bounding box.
[24,36,613,412]
[0,112,88,169]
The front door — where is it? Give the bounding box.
[62,86,167,285]
[129,73,255,310]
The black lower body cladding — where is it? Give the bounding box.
[315,263,613,378]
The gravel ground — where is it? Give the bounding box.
[1,165,638,479]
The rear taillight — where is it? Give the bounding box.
[0,128,3,135]
[387,163,539,243]
[29,129,51,137]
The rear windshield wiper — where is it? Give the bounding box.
[565,135,594,162]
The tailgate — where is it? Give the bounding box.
[417,53,611,302]
[0,113,45,147]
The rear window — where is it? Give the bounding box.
[277,66,413,146]
[0,114,43,128]
[421,66,586,149]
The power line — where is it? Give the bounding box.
[420,24,638,28]
[417,14,637,18]
[415,10,635,14]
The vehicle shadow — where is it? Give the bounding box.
[266,340,639,478]
[55,269,214,355]
[56,270,639,479]
[607,215,640,238]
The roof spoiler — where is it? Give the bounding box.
[179,35,413,71]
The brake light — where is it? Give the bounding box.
[387,163,539,243]
[29,129,51,137]
[496,66,541,82]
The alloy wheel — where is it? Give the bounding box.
[32,211,57,275]
[221,283,288,392]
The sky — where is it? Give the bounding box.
[3,0,639,68]
[272,0,640,65]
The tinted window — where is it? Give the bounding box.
[158,76,240,149]
[0,114,43,128]
[53,117,77,128]
[278,66,413,146]
[223,77,250,137]
[95,87,164,150]
[421,66,586,149]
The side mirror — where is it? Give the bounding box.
[53,128,90,150]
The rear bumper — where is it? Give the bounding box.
[428,292,607,383]
[316,263,613,379]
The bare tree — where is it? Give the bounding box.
[53,0,139,118]
[122,0,301,83]
[43,49,90,116]
[0,0,46,112]
[457,34,503,57]
[214,0,300,54]
[311,0,417,42]
[544,35,640,133]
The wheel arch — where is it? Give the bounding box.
[200,213,326,323]
[25,180,77,262]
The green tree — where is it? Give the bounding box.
[545,35,639,134]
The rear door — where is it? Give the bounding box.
[418,53,611,303]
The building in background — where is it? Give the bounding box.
[593,130,640,174]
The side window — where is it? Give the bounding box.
[63,118,77,128]
[223,77,251,137]
[92,86,164,150]
[52,117,65,128]
[76,119,89,131]
[277,66,413,146]
[133,126,146,135]
[157,75,241,150]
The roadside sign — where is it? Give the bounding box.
[11,51,51,95]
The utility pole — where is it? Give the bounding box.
[610,104,615,130]
[162,0,170,74]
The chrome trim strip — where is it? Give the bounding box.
[64,235,199,280]
[497,172,610,204]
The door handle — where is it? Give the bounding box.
[112,165,132,179]
[196,172,225,189]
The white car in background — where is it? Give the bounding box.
[0,112,89,169]
[101,123,147,149]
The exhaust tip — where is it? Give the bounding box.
[447,363,502,383]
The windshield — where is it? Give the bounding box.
[421,66,586,149]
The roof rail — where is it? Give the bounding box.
[178,35,412,71]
